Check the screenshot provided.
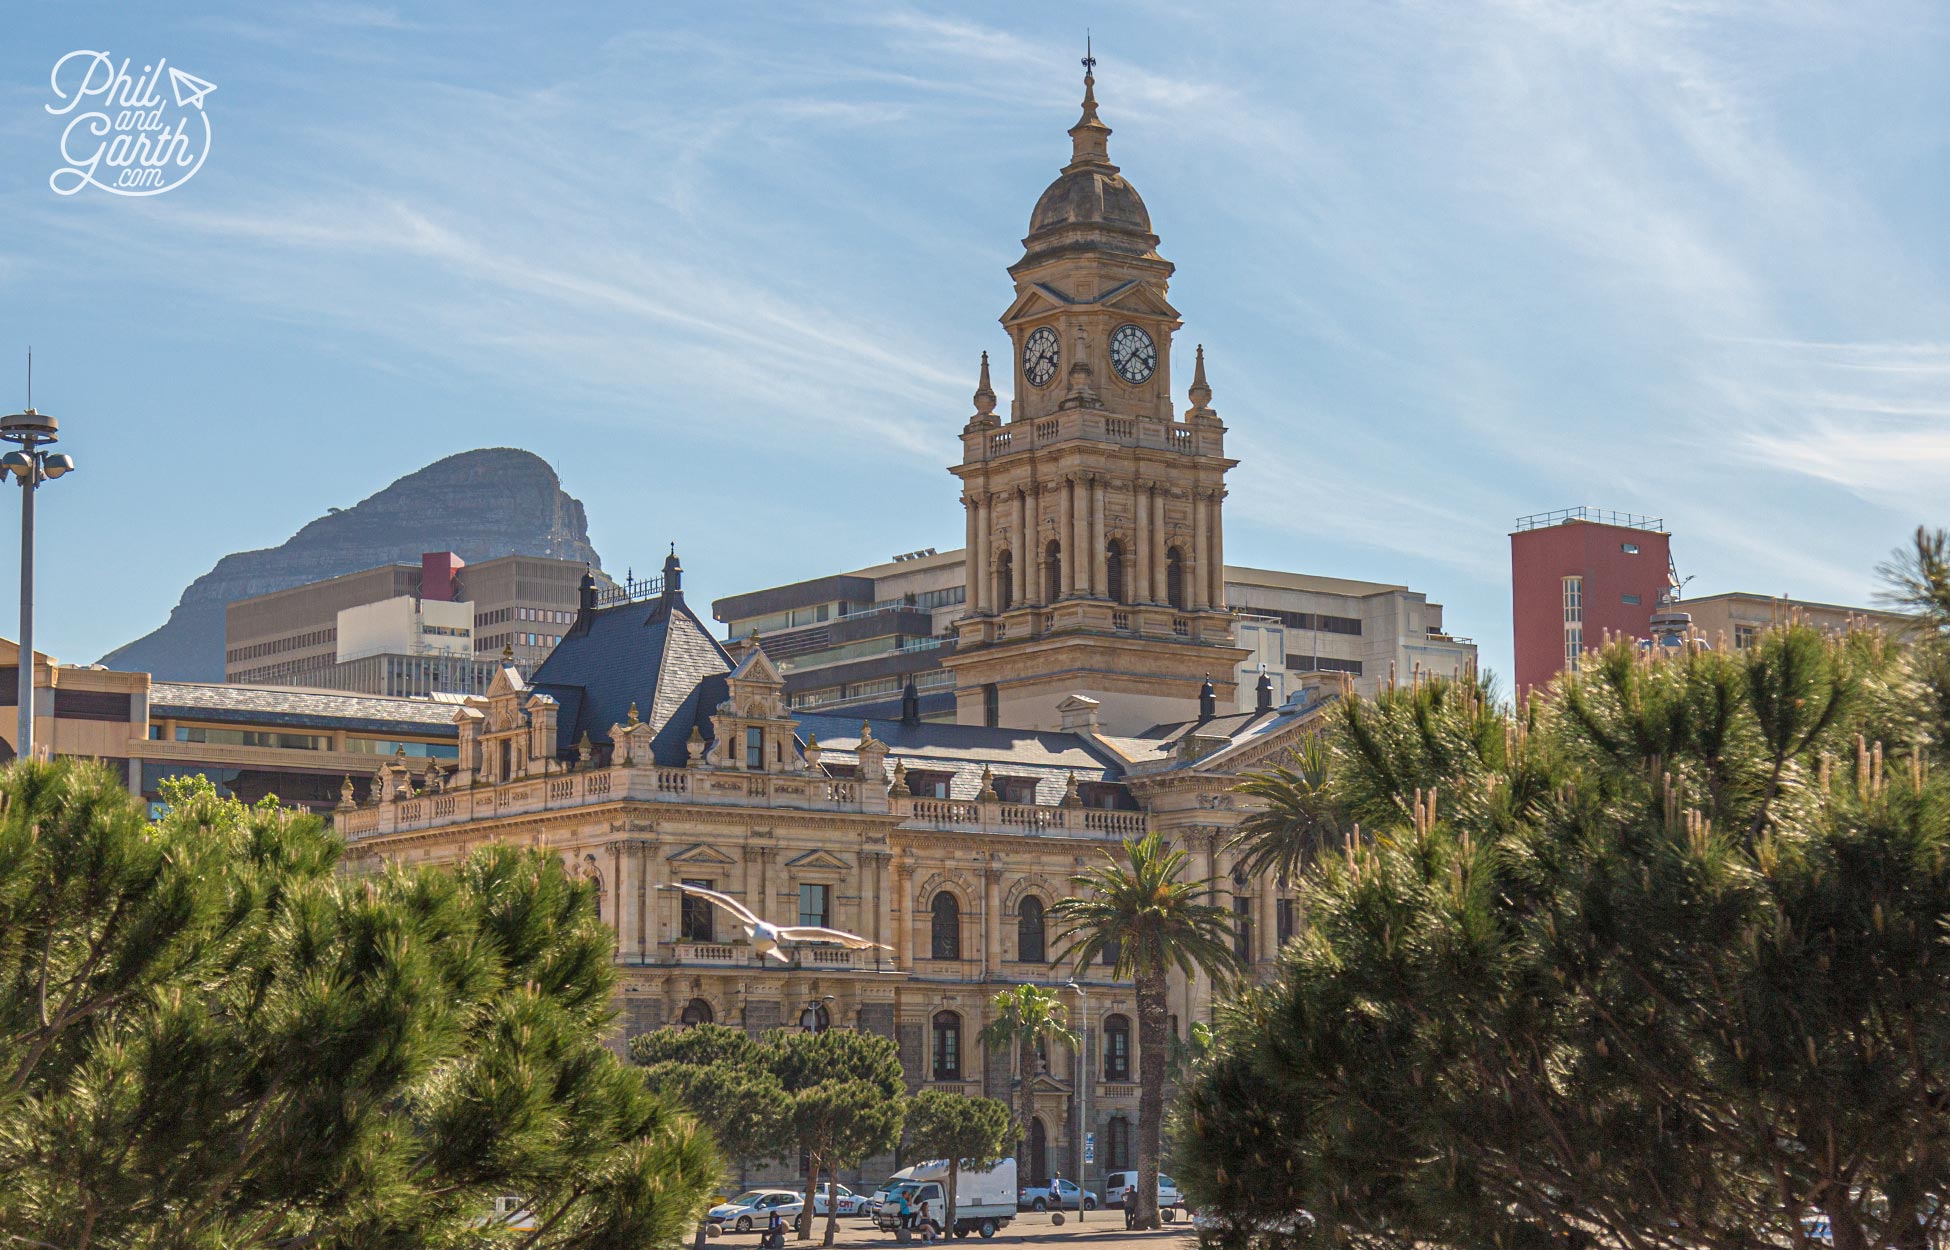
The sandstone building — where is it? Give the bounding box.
[331,68,1340,1191]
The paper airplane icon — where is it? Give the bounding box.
[168,67,217,110]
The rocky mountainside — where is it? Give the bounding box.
[102,448,604,681]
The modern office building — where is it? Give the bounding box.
[1670,591,1913,652]
[713,555,1472,721]
[1510,508,1676,698]
[0,638,458,813]
[226,551,611,694]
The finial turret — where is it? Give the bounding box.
[1186,344,1217,421]
[972,351,997,419]
[1066,35,1112,169]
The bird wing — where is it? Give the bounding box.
[775,926,893,951]
[662,882,759,926]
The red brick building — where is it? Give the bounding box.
[1510,509,1673,700]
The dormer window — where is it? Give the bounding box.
[745,726,765,771]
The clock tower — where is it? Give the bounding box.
[941,57,1246,734]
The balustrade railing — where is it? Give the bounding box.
[340,755,1146,843]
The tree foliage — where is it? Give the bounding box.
[634,1024,905,1245]
[1051,832,1240,1230]
[0,762,719,1249]
[631,1023,789,1165]
[976,984,1076,1178]
[903,1089,1018,1229]
[1182,542,1950,1250]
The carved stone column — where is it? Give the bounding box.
[871,850,894,966]
[975,494,991,617]
[1151,488,1168,603]
[892,858,914,967]
[1058,477,1076,601]
[1190,490,1209,611]
[1028,482,1045,604]
[1208,489,1227,610]
[1089,479,1108,597]
[983,861,1003,976]
[1134,483,1152,605]
[1013,489,1029,604]
[964,494,981,615]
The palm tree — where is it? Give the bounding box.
[1049,832,1241,1230]
[1225,733,1343,891]
[977,984,1078,1181]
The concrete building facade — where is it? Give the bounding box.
[1510,508,1675,698]
[715,556,1473,720]
[227,551,610,693]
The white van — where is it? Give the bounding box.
[873,1158,1018,1239]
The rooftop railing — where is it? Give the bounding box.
[1513,506,1665,533]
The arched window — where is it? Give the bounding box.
[1028,1117,1049,1185]
[1105,538,1125,604]
[996,550,1014,611]
[931,892,962,961]
[1107,1115,1132,1170]
[679,998,713,1027]
[932,1010,962,1080]
[1016,896,1046,964]
[1166,547,1186,611]
[1103,1013,1132,1080]
[1044,540,1063,604]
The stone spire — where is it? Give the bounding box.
[1066,37,1113,171]
[970,350,998,427]
[1186,343,1218,422]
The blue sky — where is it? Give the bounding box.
[1,2,1945,687]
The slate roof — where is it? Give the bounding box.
[794,714,1128,805]
[527,589,732,762]
[149,682,459,737]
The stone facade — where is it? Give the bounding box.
[942,70,1246,736]
[331,65,1335,1195]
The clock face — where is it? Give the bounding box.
[1110,324,1157,385]
[1022,327,1060,388]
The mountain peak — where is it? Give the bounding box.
[101,448,603,680]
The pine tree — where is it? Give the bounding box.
[0,765,720,1248]
[903,1090,1018,1235]
[1178,534,1950,1249]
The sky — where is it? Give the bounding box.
[0,1,1945,688]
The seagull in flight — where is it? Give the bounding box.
[661,882,892,962]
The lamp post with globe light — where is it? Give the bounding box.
[0,402,75,762]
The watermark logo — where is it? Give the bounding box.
[46,52,215,197]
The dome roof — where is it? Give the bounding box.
[1028,167,1151,236]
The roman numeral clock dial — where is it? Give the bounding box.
[1022,326,1060,387]
[1110,324,1156,384]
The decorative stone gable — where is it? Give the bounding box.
[704,642,807,774]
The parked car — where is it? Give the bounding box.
[1104,1171,1183,1217]
[795,1183,863,1217]
[1017,1178,1099,1211]
[707,1190,801,1233]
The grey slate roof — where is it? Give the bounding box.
[528,589,733,763]
[794,714,1128,805]
[149,682,459,737]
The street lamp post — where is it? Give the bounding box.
[0,402,74,763]
[1066,979,1087,1224]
